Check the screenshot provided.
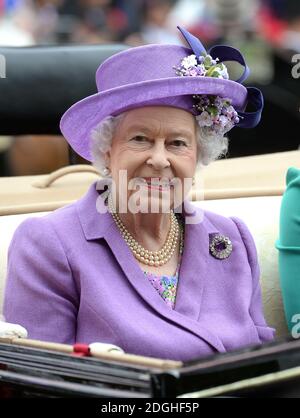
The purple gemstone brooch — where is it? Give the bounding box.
[209,234,233,260]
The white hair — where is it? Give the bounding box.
[90,112,229,176]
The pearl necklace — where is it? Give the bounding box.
[108,193,184,266]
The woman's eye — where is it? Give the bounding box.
[131,135,148,142]
[170,140,187,147]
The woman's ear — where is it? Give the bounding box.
[102,151,111,177]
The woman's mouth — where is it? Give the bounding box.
[140,177,173,191]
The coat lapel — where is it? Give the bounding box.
[76,181,226,353]
[174,210,207,320]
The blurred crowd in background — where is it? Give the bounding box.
[0,0,300,50]
[0,0,300,176]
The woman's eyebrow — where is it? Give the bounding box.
[127,125,194,139]
[126,125,152,134]
[168,130,194,140]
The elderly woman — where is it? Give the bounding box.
[3,27,275,361]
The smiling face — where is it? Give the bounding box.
[105,106,198,213]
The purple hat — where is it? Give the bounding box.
[60,26,263,162]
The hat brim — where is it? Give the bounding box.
[60,76,247,161]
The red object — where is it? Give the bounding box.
[0,0,4,16]
[257,7,288,45]
[107,8,128,32]
[72,343,91,357]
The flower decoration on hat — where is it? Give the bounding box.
[194,95,240,136]
[174,53,229,79]
[176,25,264,136]
[174,51,240,136]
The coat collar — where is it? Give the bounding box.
[76,179,212,240]
[76,179,114,240]
[76,180,225,353]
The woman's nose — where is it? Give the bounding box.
[146,143,170,170]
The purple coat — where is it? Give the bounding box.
[3,181,275,361]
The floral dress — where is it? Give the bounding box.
[142,253,182,310]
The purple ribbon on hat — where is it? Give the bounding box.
[177,26,263,129]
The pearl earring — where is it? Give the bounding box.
[102,167,111,176]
